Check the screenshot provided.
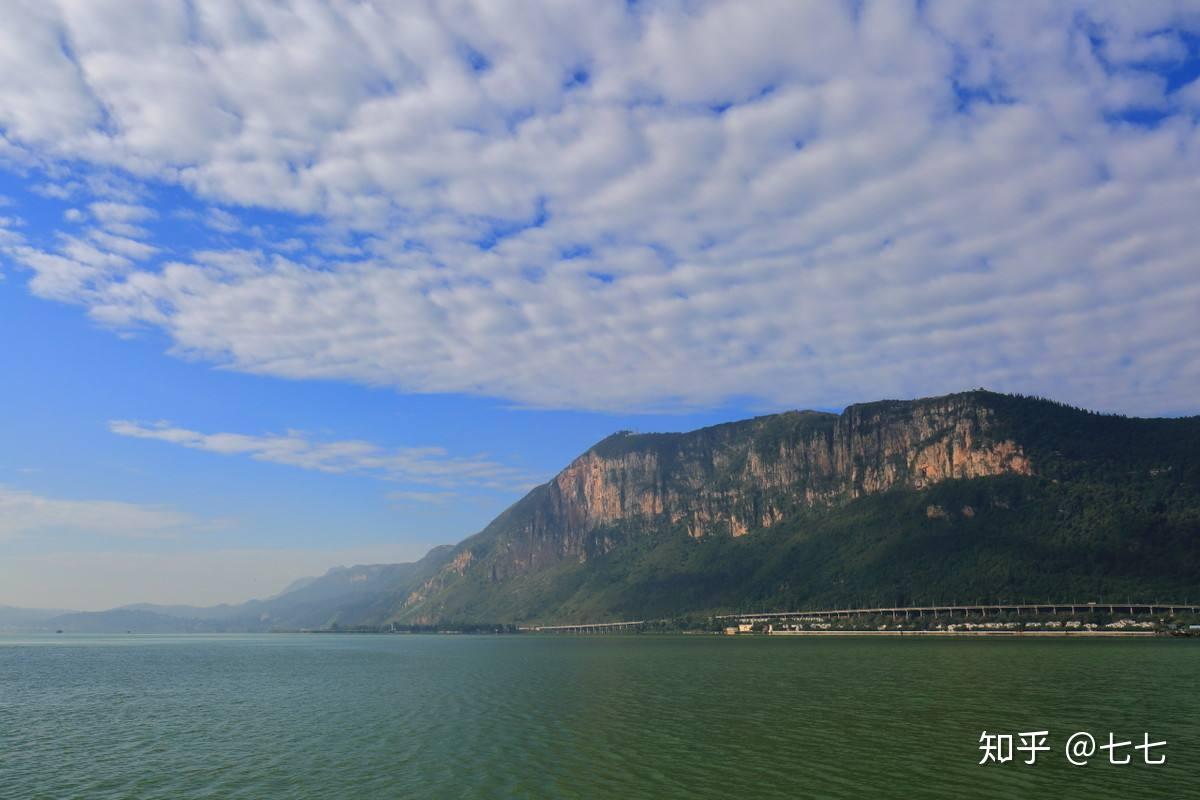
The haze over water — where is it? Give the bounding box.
[1,634,1195,799]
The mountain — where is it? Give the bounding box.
[0,605,75,631]
[215,555,455,629]
[1,556,457,632]
[42,608,224,634]
[15,389,1199,631]
[384,390,1200,624]
[12,553,457,633]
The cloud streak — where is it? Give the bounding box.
[0,484,197,540]
[1,2,1198,414]
[109,420,535,490]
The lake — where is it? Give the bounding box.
[0,634,1195,798]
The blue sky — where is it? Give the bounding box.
[1,1,1199,609]
[0,241,748,607]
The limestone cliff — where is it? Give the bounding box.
[400,391,1035,616]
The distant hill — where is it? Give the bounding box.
[25,550,457,633]
[385,390,1200,624]
[13,390,1200,630]
[0,605,75,631]
[42,608,221,634]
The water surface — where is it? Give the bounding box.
[1,634,1195,798]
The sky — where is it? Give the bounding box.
[1,1,1199,610]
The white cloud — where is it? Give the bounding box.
[88,202,154,224]
[109,420,535,490]
[86,201,155,238]
[0,214,22,249]
[1,2,1198,415]
[204,208,242,234]
[87,230,157,260]
[1181,77,1200,112]
[0,484,196,540]
[387,490,457,507]
[33,183,80,200]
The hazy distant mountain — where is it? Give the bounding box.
[37,552,458,633]
[209,556,456,630]
[43,608,220,634]
[119,602,248,621]
[0,605,75,631]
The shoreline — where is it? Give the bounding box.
[764,629,1161,637]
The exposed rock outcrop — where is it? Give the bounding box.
[402,392,1034,614]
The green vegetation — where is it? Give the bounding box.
[976,390,1200,481]
[392,391,1200,625]
[412,473,1198,623]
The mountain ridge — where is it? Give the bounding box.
[12,389,1199,631]
[392,389,1199,623]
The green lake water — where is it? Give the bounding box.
[0,634,1196,798]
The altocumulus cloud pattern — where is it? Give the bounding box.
[1,1,1199,414]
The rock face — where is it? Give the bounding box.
[401,392,1034,615]
[547,397,1031,544]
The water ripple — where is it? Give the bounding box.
[0,634,1195,798]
